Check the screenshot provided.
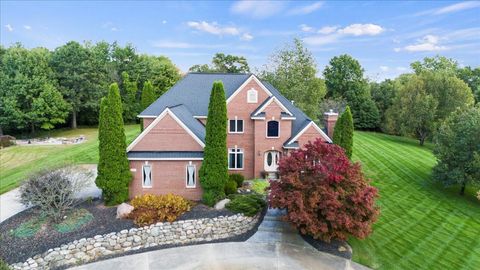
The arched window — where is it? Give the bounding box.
[247,89,258,103]
[267,120,279,137]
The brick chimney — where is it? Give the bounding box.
[323,109,338,140]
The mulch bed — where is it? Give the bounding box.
[300,234,353,259]
[0,199,264,265]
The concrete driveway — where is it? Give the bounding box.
[0,165,101,223]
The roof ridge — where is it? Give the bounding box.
[187,72,252,75]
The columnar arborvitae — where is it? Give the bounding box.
[96,83,132,205]
[140,81,156,131]
[333,106,354,158]
[199,81,228,206]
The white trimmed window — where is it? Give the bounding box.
[247,89,258,103]
[228,147,244,170]
[186,162,196,188]
[267,120,279,138]
[142,164,152,188]
[229,117,244,133]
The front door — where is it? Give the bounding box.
[264,151,280,172]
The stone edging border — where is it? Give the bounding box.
[10,212,264,270]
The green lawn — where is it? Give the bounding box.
[350,131,480,270]
[0,125,140,194]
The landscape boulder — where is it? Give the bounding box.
[116,203,134,219]
[214,198,231,210]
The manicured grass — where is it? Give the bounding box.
[0,125,140,194]
[349,131,480,270]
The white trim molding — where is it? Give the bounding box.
[128,157,204,161]
[253,96,293,117]
[127,107,205,152]
[287,121,332,144]
[137,115,157,118]
[226,75,273,104]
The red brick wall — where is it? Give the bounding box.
[143,118,154,129]
[226,79,271,179]
[297,125,328,148]
[131,113,203,152]
[129,160,203,201]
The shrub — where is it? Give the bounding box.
[251,179,269,195]
[202,190,223,207]
[224,180,238,195]
[269,138,379,242]
[129,194,191,226]
[199,81,228,205]
[19,166,91,222]
[0,135,15,148]
[226,194,266,216]
[11,216,47,238]
[0,258,9,270]
[229,173,245,188]
[54,209,94,233]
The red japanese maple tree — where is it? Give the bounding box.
[269,139,379,242]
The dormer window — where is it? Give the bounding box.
[247,89,258,103]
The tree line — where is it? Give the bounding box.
[0,41,181,135]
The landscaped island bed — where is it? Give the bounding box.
[0,200,265,269]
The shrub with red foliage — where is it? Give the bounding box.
[269,139,379,242]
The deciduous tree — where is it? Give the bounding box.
[96,83,132,205]
[199,81,228,206]
[433,105,480,195]
[260,38,326,119]
[269,139,379,242]
[189,53,250,73]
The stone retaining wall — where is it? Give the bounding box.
[11,214,259,270]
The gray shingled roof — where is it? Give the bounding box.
[128,151,204,159]
[138,73,315,148]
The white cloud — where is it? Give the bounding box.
[187,21,240,35]
[338,24,384,36]
[187,21,253,41]
[5,24,13,32]
[152,40,225,49]
[241,33,254,41]
[304,34,341,46]
[380,66,389,72]
[102,22,119,32]
[23,25,32,30]
[231,0,285,18]
[300,24,314,33]
[434,1,480,15]
[289,2,324,15]
[162,20,167,24]
[318,26,337,34]
[396,35,448,52]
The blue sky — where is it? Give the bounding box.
[1,1,479,81]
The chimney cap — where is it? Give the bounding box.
[324,109,338,116]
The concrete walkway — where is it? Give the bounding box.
[70,209,370,270]
[0,165,101,223]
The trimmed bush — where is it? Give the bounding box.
[19,166,91,222]
[12,216,47,238]
[229,173,245,188]
[0,258,9,270]
[129,194,191,226]
[54,209,94,233]
[96,83,132,205]
[251,179,270,195]
[226,194,266,217]
[224,180,238,195]
[199,81,228,206]
[269,138,379,242]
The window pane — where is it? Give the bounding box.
[237,120,243,132]
[229,120,236,132]
[229,153,236,168]
[237,153,243,169]
[267,121,279,137]
[143,165,151,187]
[187,165,195,187]
[267,152,272,166]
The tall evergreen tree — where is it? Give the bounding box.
[333,106,354,158]
[199,81,228,206]
[121,72,139,123]
[140,81,156,131]
[96,83,132,205]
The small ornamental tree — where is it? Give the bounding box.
[333,105,354,158]
[433,106,480,195]
[199,81,228,206]
[269,139,379,242]
[96,83,132,205]
[140,81,156,131]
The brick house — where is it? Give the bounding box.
[127,73,338,200]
